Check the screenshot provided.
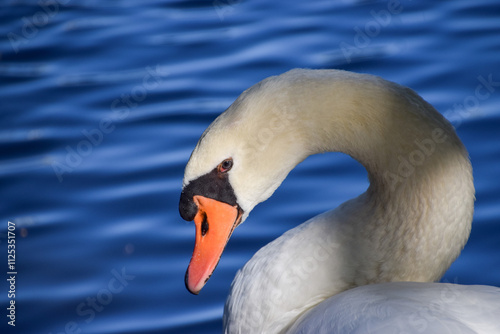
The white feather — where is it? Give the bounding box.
[288,282,500,334]
[182,69,499,333]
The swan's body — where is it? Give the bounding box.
[288,282,500,334]
[179,69,500,333]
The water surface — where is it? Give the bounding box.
[0,1,499,333]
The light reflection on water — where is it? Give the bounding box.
[0,0,499,333]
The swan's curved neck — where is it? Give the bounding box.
[297,75,474,276]
[223,71,474,333]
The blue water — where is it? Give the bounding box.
[1,1,499,333]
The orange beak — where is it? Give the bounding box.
[185,195,242,294]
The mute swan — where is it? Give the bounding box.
[179,69,500,333]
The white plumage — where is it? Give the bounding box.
[181,69,500,333]
[288,282,500,334]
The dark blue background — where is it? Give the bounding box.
[1,1,499,333]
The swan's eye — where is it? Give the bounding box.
[218,158,233,173]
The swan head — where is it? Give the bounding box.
[179,72,309,294]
